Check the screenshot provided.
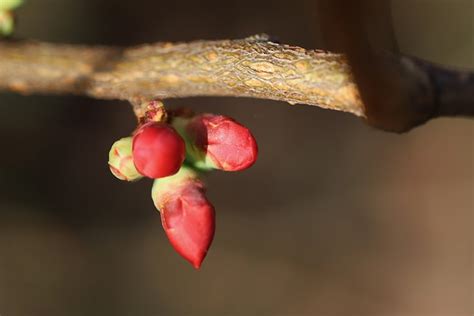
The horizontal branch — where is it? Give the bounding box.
[0,35,365,116]
[0,35,472,131]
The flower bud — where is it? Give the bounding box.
[132,122,185,179]
[0,10,14,36]
[0,0,23,11]
[176,114,258,171]
[108,137,142,181]
[152,167,215,269]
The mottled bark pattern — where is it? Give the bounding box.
[0,41,120,95]
[91,36,364,116]
[0,36,365,117]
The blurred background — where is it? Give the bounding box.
[0,0,472,315]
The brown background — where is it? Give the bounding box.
[0,0,472,315]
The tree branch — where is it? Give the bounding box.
[318,0,473,132]
[0,35,472,131]
[0,35,364,116]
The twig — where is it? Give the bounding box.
[0,35,364,116]
[0,35,472,131]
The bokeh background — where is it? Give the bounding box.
[0,0,472,315]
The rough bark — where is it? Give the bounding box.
[0,35,365,116]
[0,35,472,131]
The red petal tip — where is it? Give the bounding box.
[158,181,215,269]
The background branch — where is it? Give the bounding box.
[318,0,473,131]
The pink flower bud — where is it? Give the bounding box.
[132,122,185,179]
[152,167,215,269]
[108,137,142,181]
[185,114,258,171]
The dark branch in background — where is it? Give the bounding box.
[0,33,472,132]
[318,0,473,132]
[418,60,474,118]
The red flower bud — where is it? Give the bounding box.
[152,167,215,269]
[186,114,258,171]
[132,122,185,179]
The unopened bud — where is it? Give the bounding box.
[0,0,23,11]
[0,10,14,36]
[132,122,186,179]
[152,167,215,269]
[108,137,142,181]
[174,114,258,171]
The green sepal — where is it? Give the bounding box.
[151,165,199,212]
[108,137,143,182]
[171,117,216,172]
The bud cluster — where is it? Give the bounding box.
[107,101,258,268]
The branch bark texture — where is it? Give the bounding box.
[0,36,365,116]
[1,35,472,131]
